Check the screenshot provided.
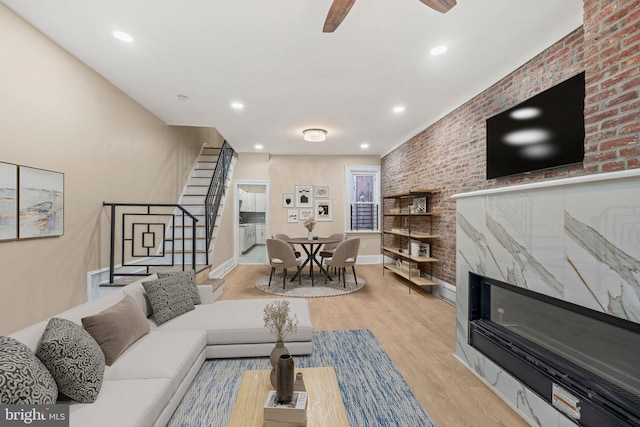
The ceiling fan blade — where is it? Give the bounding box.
[417,0,457,14]
[323,0,356,33]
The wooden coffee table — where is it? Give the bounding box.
[228,367,349,426]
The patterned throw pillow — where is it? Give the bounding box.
[0,336,58,404]
[36,318,105,403]
[142,276,196,325]
[157,270,201,305]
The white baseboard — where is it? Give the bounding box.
[209,257,237,279]
[356,254,383,265]
[427,276,456,305]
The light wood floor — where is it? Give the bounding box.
[219,264,529,427]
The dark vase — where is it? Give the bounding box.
[269,341,289,388]
[276,354,295,403]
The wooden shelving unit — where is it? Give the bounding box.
[381,189,438,291]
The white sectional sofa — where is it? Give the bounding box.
[7,274,314,427]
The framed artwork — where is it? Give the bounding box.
[19,166,64,239]
[0,162,18,241]
[412,197,427,213]
[287,209,299,223]
[283,193,294,208]
[299,209,313,221]
[295,185,313,208]
[315,199,332,222]
[314,186,329,198]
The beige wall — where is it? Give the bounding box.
[216,153,382,264]
[0,5,205,334]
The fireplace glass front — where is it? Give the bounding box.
[468,272,640,426]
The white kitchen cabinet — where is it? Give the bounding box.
[256,224,266,244]
[240,224,256,252]
[244,193,256,211]
[255,193,266,212]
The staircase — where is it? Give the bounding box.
[172,144,236,268]
[102,142,236,285]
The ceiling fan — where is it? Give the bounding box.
[323,0,457,32]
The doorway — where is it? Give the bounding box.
[235,181,269,265]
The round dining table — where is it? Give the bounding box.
[286,237,340,286]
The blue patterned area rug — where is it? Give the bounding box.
[168,329,435,427]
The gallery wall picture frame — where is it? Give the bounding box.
[315,199,332,222]
[19,166,64,239]
[314,186,329,198]
[299,209,313,221]
[0,162,18,241]
[287,209,299,223]
[295,185,313,208]
[283,193,294,208]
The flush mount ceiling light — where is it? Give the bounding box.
[113,31,133,42]
[360,143,370,149]
[302,128,327,142]
[393,105,406,113]
[254,144,263,150]
[231,102,244,110]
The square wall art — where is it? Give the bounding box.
[19,166,64,239]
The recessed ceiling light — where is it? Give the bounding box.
[254,144,263,150]
[231,102,244,110]
[430,45,447,56]
[176,95,189,102]
[393,106,405,113]
[360,143,370,149]
[113,31,133,43]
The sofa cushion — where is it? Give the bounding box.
[142,277,195,325]
[69,378,172,427]
[155,299,314,345]
[82,295,150,366]
[157,270,201,305]
[36,318,105,403]
[0,336,58,404]
[104,330,206,396]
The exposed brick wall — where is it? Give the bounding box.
[381,0,640,287]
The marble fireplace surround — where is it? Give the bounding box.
[453,169,640,426]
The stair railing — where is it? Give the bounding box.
[102,202,199,284]
[204,141,234,263]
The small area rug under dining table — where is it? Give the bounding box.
[168,329,435,426]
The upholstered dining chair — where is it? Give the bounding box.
[323,238,360,287]
[274,233,301,258]
[318,232,347,272]
[266,238,302,289]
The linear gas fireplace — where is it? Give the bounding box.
[468,272,640,427]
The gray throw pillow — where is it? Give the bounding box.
[0,336,58,404]
[36,318,105,403]
[142,276,196,325]
[157,270,201,305]
[82,295,150,366]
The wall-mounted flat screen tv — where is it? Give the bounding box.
[486,72,585,180]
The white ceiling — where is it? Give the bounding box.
[2,0,583,156]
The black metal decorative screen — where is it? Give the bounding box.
[103,203,199,284]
